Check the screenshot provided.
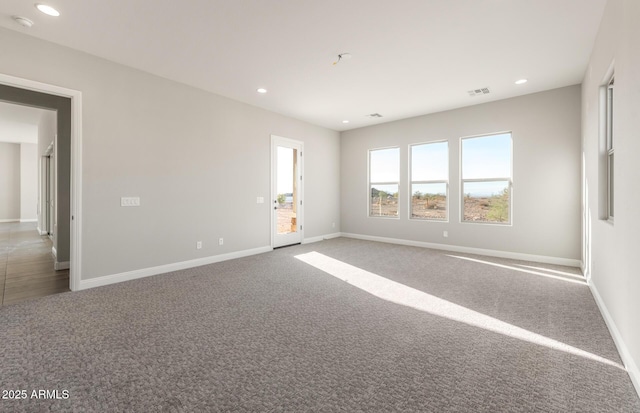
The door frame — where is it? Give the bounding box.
[0,73,83,291]
[41,141,55,238]
[45,142,56,240]
[271,135,304,248]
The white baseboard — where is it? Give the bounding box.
[340,232,581,267]
[51,246,57,258]
[19,218,37,223]
[589,280,640,399]
[0,219,19,223]
[303,232,342,244]
[54,261,70,270]
[37,228,48,236]
[78,245,273,291]
[580,261,591,282]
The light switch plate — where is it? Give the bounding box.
[121,197,140,207]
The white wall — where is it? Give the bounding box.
[0,142,20,221]
[582,0,640,394]
[19,143,38,221]
[0,27,340,280]
[341,86,582,262]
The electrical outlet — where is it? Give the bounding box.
[196,241,202,250]
[257,197,264,204]
[219,238,224,246]
[443,231,448,238]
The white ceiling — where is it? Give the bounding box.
[0,101,50,144]
[0,0,606,131]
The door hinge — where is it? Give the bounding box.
[300,225,302,230]
[300,200,302,205]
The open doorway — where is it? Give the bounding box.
[0,73,82,299]
[271,135,304,248]
[0,101,68,305]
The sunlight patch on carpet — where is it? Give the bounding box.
[295,251,621,370]
[513,264,585,279]
[447,255,587,285]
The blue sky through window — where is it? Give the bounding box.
[370,148,400,182]
[277,146,294,194]
[411,142,448,181]
[462,133,511,179]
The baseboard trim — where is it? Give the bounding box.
[54,261,70,270]
[340,232,581,267]
[589,279,640,399]
[580,261,590,282]
[51,246,57,258]
[19,218,37,223]
[78,245,273,291]
[0,219,19,223]
[303,232,342,244]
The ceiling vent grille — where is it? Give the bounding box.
[367,113,383,118]
[467,87,491,97]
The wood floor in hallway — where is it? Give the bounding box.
[0,222,69,306]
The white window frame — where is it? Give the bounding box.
[606,75,614,221]
[409,140,449,221]
[460,132,513,225]
[368,147,400,219]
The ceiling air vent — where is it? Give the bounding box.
[467,87,491,97]
[367,113,383,118]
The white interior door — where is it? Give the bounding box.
[272,135,303,248]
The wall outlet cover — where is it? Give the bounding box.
[121,197,140,207]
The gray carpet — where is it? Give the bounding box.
[1,237,638,412]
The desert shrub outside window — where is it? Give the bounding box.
[369,147,400,217]
[410,141,448,221]
[461,132,512,224]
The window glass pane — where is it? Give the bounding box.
[609,152,614,218]
[411,142,448,181]
[463,181,510,223]
[462,133,511,179]
[276,146,297,235]
[370,184,399,217]
[411,183,446,220]
[607,85,614,150]
[370,148,400,183]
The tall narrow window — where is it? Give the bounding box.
[410,141,448,220]
[369,147,400,217]
[461,133,512,224]
[606,75,614,220]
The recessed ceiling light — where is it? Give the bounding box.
[256,88,267,94]
[35,4,60,17]
[515,79,528,85]
[342,120,349,124]
[12,16,34,28]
